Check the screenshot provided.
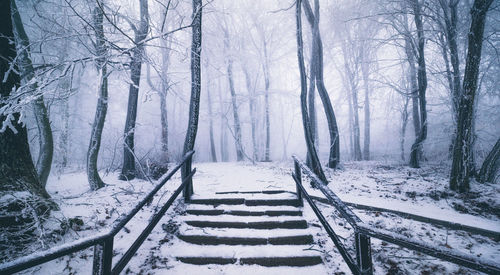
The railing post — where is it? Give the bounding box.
[92,238,113,275]
[355,232,373,275]
[182,152,193,201]
[294,160,303,207]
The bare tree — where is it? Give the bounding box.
[303,0,340,168]
[87,2,109,191]
[242,66,259,162]
[120,0,149,180]
[450,0,494,191]
[11,0,54,187]
[204,60,218,162]
[477,137,500,184]
[296,0,327,181]
[408,0,428,168]
[222,27,244,161]
[182,0,202,155]
[1,0,56,243]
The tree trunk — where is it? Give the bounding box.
[182,0,202,156]
[349,74,362,161]
[361,55,371,160]
[218,79,228,162]
[308,63,318,147]
[296,0,327,182]
[346,78,354,158]
[159,36,171,159]
[439,0,461,124]
[450,0,493,191]
[243,67,258,162]
[400,96,410,162]
[60,95,70,168]
[120,0,149,180]
[206,67,217,162]
[477,138,500,184]
[303,0,340,168]
[409,0,428,168]
[223,30,244,161]
[1,1,56,235]
[159,88,168,154]
[306,39,318,167]
[87,4,108,191]
[340,38,362,161]
[262,42,271,162]
[11,0,54,187]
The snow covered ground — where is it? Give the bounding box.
[4,160,499,274]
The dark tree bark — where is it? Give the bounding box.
[296,0,327,182]
[409,0,428,168]
[308,63,318,146]
[450,0,493,191]
[87,4,108,191]
[477,138,500,184]
[306,28,318,167]
[405,36,421,157]
[119,0,149,180]
[1,0,55,231]
[182,0,202,155]
[303,0,340,168]
[11,0,54,187]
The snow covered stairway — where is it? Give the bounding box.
[173,190,325,269]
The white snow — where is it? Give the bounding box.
[3,161,499,274]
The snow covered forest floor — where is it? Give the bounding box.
[5,160,499,274]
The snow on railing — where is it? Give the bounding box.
[0,151,195,275]
[291,155,500,275]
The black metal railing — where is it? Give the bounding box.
[0,151,196,275]
[292,155,500,275]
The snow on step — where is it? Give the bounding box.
[177,234,314,245]
[192,190,297,200]
[185,209,303,216]
[178,226,320,238]
[188,198,302,207]
[184,220,308,229]
[153,263,328,275]
[177,256,323,267]
[166,191,326,270]
[178,214,306,222]
[186,204,301,212]
[164,244,322,258]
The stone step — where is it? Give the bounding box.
[245,199,302,207]
[188,198,245,205]
[184,220,308,229]
[177,256,323,267]
[188,198,302,207]
[185,209,303,217]
[178,234,314,245]
[215,190,288,195]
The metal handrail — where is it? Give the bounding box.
[292,155,500,275]
[0,151,195,275]
[292,156,371,275]
[293,174,362,274]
